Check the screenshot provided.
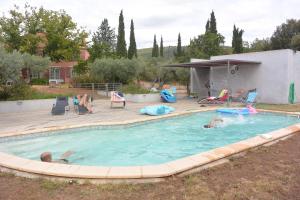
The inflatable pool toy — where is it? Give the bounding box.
[216,106,257,115]
[160,89,176,103]
[140,105,175,116]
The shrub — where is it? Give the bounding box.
[0,83,73,101]
[31,78,48,85]
[72,74,100,84]
[89,58,140,84]
[122,83,151,94]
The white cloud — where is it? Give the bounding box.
[1,0,300,48]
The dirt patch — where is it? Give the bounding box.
[1,133,300,199]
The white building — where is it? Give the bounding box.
[172,49,300,104]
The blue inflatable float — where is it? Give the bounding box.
[217,108,250,115]
[160,89,176,103]
[140,105,175,116]
[216,106,257,115]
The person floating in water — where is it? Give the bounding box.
[40,150,74,164]
[203,117,224,128]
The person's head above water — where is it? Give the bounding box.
[203,124,212,128]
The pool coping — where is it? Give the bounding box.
[0,108,299,182]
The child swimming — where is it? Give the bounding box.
[203,117,224,128]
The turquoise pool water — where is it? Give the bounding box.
[0,112,299,166]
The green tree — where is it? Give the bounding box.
[0,6,24,52]
[128,19,137,59]
[22,53,50,82]
[0,45,23,84]
[291,34,300,51]
[73,59,89,75]
[152,34,159,57]
[232,25,244,53]
[205,20,210,33]
[175,33,182,57]
[116,10,127,58]
[271,19,300,49]
[89,58,139,84]
[250,38,271,52]
[209,11,217,34]
[0,4,87,61]
[188,11,224,58]
[160,36,164,57]
[90,18,116,61]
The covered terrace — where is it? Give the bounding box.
[165,59,261,104]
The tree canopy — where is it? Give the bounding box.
[188,11,224,58]
[116,10,127,58]
[232,25,244,53]
[89,18,116,61]
[152,35,159,57]
[0,4,87,61]
[89,58,140,84]
[291,34,300,51]
[270,19,300,50]
[128,19,137,59]
[0,45,49,84]
[160,36,164,57]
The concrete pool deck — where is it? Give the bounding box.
[0,99,217,137]
[0,99,300,183]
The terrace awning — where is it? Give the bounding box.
[164,59,261,68]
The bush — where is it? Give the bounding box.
[89,58,140,84]
[0,86,11,100]
[0,83,74,101]
[122,83,151,94]
[71,74,100,84]
[31,78,48,85]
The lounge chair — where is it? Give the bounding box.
[198,89,229,104]
[73,96,89,115]
[111,91,126,108]
[242,89,257,106]
[51,96,69,115]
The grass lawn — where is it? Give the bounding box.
[0,104,300,199]
[257,103,300,112]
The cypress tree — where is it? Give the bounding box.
[116,10,127,57]
[209,11,217,34]
[128,19,137,59]
[152,34,158,57]
[232,24,244,53]
[160,36,164,57]
[176,33,182,57]
[205,19,210,33]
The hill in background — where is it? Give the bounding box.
[137,46,177,60]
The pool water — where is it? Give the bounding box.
[0,112,299,166]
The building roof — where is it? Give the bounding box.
[50,61,78,68]
[165,59,261,68]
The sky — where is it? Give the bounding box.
[1,0,300,49]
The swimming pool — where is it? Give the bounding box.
[0,111,299,167]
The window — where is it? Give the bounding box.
[30,71,40,79]
[50,67,60,80]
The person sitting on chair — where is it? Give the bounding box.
[77,94,93,113]
[203,117,224,128]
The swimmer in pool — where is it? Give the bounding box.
[203,117,224,128]
[40,150,74,164]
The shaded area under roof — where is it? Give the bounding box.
[165,59,261,68]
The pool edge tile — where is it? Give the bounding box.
[106,166,142,179]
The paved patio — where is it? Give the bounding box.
[0,98,219,137]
